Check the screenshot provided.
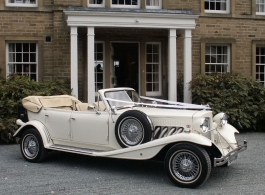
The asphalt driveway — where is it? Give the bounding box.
[0,133,264,195]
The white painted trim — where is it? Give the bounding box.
[70,27,78,98]
[256,12,265,15]
[87,27,95,103]
[64,11,198,29]
[184,29,192,103]
[168,29,177,101]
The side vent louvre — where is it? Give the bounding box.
[152,126,184,140]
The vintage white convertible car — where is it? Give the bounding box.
[14,87,247,188]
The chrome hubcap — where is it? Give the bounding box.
[23,135,39,158]
[171,151,200,181]
[120,118,143,146]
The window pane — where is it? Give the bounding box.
[30,43,36,52]
[146,64,152,72]
[94,43,104,93]
[146,83,152,91]
[153,73,159,82]
[23,43,29,52]
[146,45,152,53]
[153,54,159,63]
[16,43,22,52]
[146,73,152,82]
[153,64,159,72]
[30,53,36,62]
[7,42,38,81]
[205,0,228,12]
[31,64,36,72]
[146,54,152,63]
[96,53,103,61]
[205,44,229,74]
[23,64,29,73]
[153,83,159,91]
[23,53,29,62]
[146,43,161,94]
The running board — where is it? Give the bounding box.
[49,144,108,156]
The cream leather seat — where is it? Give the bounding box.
[93,101,106,111]
[75,103,90,111]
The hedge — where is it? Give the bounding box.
[190,73,265,132]
[0,74,71,143]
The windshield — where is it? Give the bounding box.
[105,90,141,108]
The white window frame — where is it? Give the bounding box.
[94,41,105,94]
[146,42,162,96]
[205,44,230,74]
[87,0,105,7]
[5,0,38,7]
[256,0,265,15]
[256,46,265,86]
[111,0,140,8]
[204,0,230,14]
[146,0,162,9]
[6,42,38,81]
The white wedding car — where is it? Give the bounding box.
[14,87,247,188]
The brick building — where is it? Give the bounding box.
[0,0,264,103]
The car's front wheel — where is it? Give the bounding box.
[20,128,47,162]
[165,143,211,188]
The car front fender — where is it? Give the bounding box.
[216,124,239,150]
[13,119,52,148]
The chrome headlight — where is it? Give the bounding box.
[213,112,227,127]
[200,117,210,133]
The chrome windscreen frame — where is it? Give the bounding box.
[214,140,247,167]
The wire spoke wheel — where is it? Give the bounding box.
[171,151,200,182]
[115,110,152,148]
[120,117,144,146]
[23,134,39,159]
[165,143,211,188]
[20,128,47,162]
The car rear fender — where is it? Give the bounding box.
[13,119,52,148]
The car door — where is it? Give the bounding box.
[44,108,72,141]
[70,110,109,145]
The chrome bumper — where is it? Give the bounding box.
[214,140,247,167]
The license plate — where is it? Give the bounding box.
[227,154,238,166]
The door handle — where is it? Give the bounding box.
[45,114,49,117]
[71,118,75,120]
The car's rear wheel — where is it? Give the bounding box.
[115,110,152,148]
[20,128,47,162]
[165,143,211,188]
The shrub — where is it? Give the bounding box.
[190,73,265,131]
[0,74,71,143]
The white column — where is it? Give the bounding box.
[70,26,78,98]
[87,27,95,103]
[168,29,177,101]
[184,29,192,103]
